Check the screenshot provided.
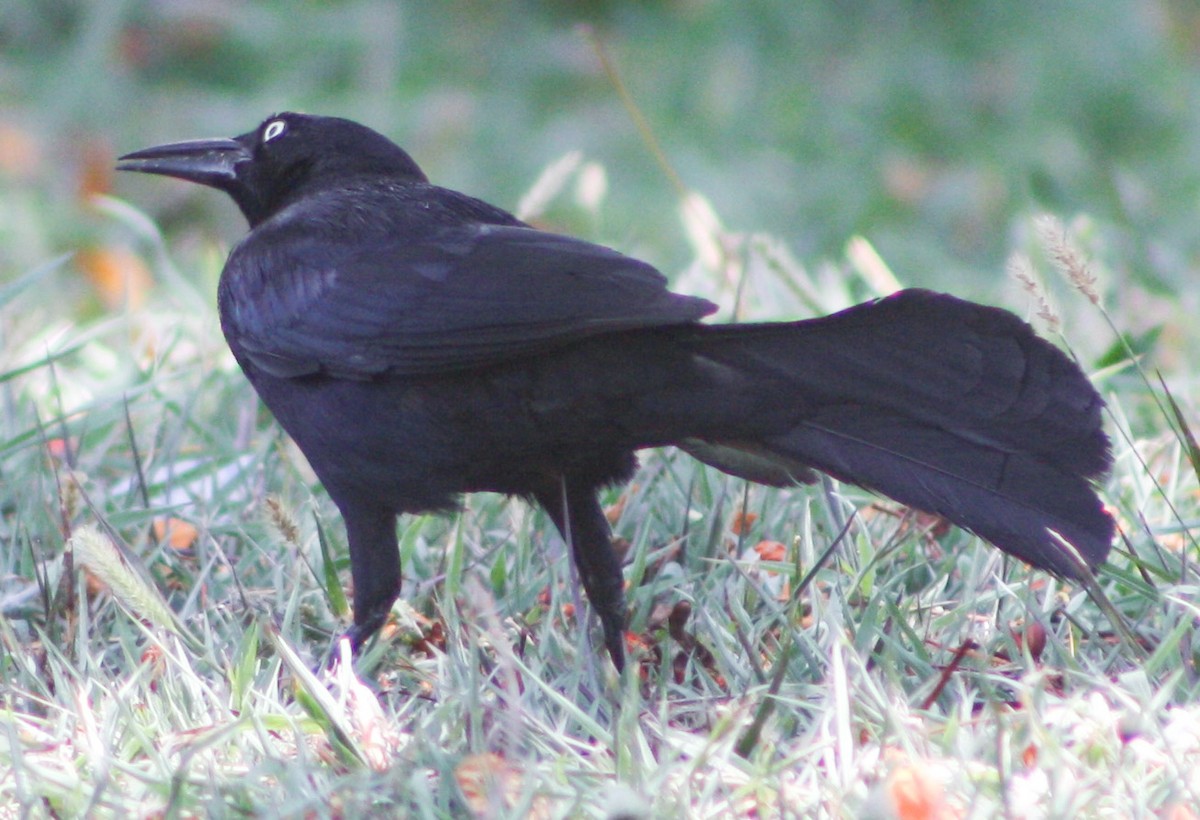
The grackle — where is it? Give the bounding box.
[117,113,1113,671]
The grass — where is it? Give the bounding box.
[2,181,1199,816]
[4,2,1200,816]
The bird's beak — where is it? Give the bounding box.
[116,137,250,188]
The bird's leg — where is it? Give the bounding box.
[335,501,402,654]
[535,480,628,671]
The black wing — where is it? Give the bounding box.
[220,223,716,379]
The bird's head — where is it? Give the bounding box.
[116,113,428,227]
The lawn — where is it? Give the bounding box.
[2,2,1199,816]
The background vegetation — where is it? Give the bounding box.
[2,1,1199,816]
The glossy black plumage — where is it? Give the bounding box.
[118,113,1114,670]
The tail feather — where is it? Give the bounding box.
[766,406,1113,574]
[680,289,1114,576]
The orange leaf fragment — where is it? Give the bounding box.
[888,763,953,820]
[753,540,787,562]
[46,438,72,460]
[1164,803,1199,820]
[77,138,114,201]
[455,753,522,816]
[153,517,198,551]
[0,122,40,179]
[76,246,152,309]
[730,510,758,535]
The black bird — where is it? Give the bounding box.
[117,113,1114,671]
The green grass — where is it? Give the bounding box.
[4,2,1200,816]
[3,193,1199,815]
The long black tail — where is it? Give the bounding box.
[675,289,1114,577]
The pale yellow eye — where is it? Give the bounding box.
[263,120,287,143]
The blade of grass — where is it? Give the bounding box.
[1157,373,1200,488]
[314,509,349,620]
[0,253,70,310]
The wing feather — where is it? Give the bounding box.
[220,224,715,378]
